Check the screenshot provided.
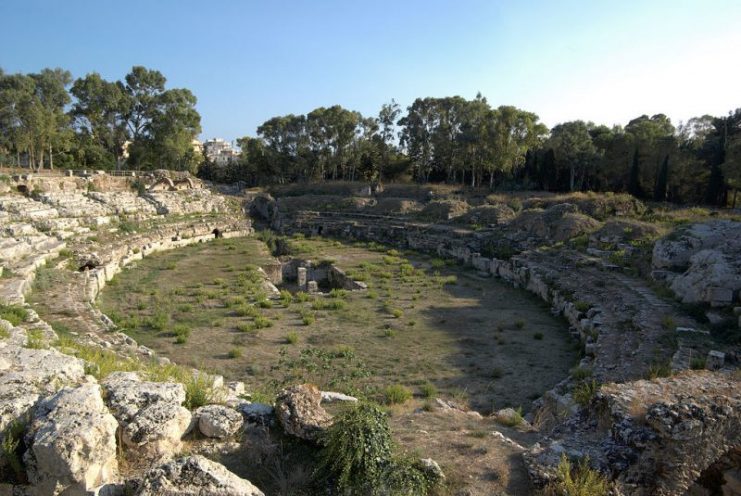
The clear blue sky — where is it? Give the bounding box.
[2,0,740,142]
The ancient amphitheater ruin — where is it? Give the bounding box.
[0,172,738,495]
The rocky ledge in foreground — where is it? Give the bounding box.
[524,370,740,495]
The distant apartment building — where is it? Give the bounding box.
[203,138,239,166]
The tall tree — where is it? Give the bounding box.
[70,72,129,168]
[546,120,599,191]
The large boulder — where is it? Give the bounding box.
[194,404,243,439]
[102,372,190,458]
[275,384,332,441]
[135,455,264,496]
[0,346,85,441]
[653,221,741,306]
[24,384,118,496]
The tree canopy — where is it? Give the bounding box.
[1,65,739,206]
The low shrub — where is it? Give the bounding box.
[25,329,46,349]
[227,347,243,359]
[253,315,273,329]
[543,455,610,496]
[573,380,600,408]
[571,367,593,380]
[301,310,316,326]
[514,319,525,330]
[279,290,293,306]
[257,298,273,309]
[0,304,28,326]
[690,356,706,370]
[533,332,544,340]
[286,331,299,345]
[329,288,348,299]
[183,373,219,409]
[384,384,412,405]
[420,382,437,399]
[0,420,27,483]
[315,403,392,493]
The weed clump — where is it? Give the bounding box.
[573,380,600,408]
[420,382,437,399]
[0,304,28,326]
[384,384,412,405]
[543,455,610,496]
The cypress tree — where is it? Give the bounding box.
[628,148,644,198]
[654,155,669,201]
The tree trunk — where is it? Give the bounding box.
[49,143,54,170]
[569,165,575,191]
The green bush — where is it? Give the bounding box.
[234,304,259,318]
[544,455,610,496]
[227,347,243,359]
[384,384,412,405]
[172,324,191,340]
[253,315,273,329]
[312,299,346,311]
[286,331,299,345]
[420,382,437,399]
[25,329,46,349]
[574,301,590,313]
[690,356,706,370]
[571,367,593,380]
[148,311,170,331]
[573,380,600,408]
[646,361,672,379]
[315,403,392,493]
[279,290,293,306]
[329,288,348,299]
[0,304,28,326]
[514,319,525,330]
[295,291,310,303]
[391,308,404,318]
[184,373,218,409]
[257,298,273,309]
[0,420,27,483]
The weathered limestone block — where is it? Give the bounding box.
[275,384,332,441]
[121,402,191,457]
[0,346,85,439]
[102,372,189,457]
[135,455,264,496]
[194,404,243,439]
[24,384,118,496]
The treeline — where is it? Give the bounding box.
[1,65,738,205]
[0,66,202,172]
[206,95,740,206]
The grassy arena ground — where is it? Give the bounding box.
[98,235,579,413]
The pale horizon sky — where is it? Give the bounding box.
[1,0,740,142]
